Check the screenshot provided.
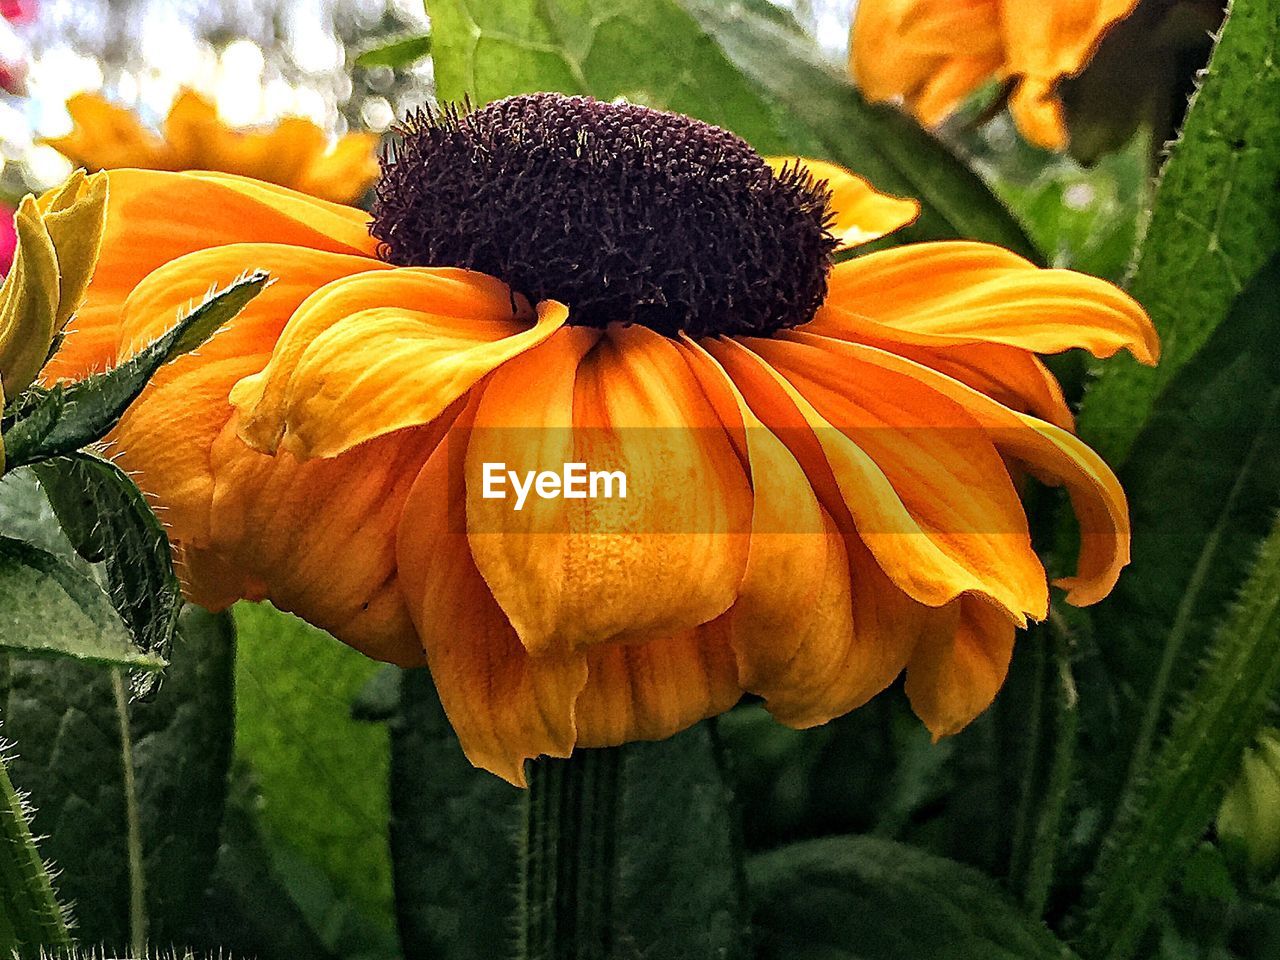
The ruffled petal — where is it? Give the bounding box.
[397,397,588,787]
[185,417,454,668]
[574,621,742,748]
[998,0,1140,148]
[811,241,1158,363]
[709,335,1046,625]
[786,329,1130,605]
[765,157,919,249]
[904,595,1015,738]
[681,337,931,726]
[232,269,565,459]
[849,0,1003,122]
[43,168,376,382]
[109,244,389,540]
[466,324,752,657]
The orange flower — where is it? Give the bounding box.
[47,95,1157,785]
[849,0,1141,150]
[44,89,379,204]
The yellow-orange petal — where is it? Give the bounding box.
[681,337,932,725]
[813,241,1158,363]
[109,244,390,541]
[294,133,383,205]
[905,595,1015,738]
[765,157,919,249]
[232,269,565,460]
[466,324,752,658]
[43,168,376,383]
[751,333,1048,621]
[800,318,1074,429]
[189,418,453,668]
[708,335,1045,625]
[397,398,588,786]
[1008,76,1069,151]
[788,329,1130,606]
[43,92,173,172]
[574,621,742,748]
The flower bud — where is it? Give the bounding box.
[0,170,107,400]
[1218,728,1280,878]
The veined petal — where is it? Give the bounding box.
[680,337,929,726]
[905,595,1014,738]
[188,416,456,669]
[788,329,1130,605]
[708,335,1045,625]
[43,168,376,382]
[397,398,588,787]
[765,156,919,249]
[466,324,752,658]
[812,241,1158,363]
[232,269,566,459]
[574,621,742,748]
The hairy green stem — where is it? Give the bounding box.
[520,749,621,960]
[0,732,73,955]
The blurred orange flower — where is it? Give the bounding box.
[849,0,1141,150]
[44,89,379,204]
[45,95,1156,784]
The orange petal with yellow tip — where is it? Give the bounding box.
[680,337,929,726]
[765,157,919,249]
[813,241,1158,363]
[294,133,382,205]
[709,335,1046,625]
[573,622,742,748]
[43,168,376,383]
[786,329,1131,606]
[397,398,588,786]
[232,269,565,460]
[905,595,1015,739]
[466,324,752,658]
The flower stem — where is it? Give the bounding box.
[0,731,73,956]
[520,749,621,960]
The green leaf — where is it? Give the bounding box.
[1089,254,1280,808]
[0,745,72,956]
[355,33,431,68]
[1079,0,1280,463]
[0,536,165,670]
[389,667,523,960]
[231,602,397,944]
[749,836,1079,960]
[3,271,269,469]
[1080,511,1280,960]
[34,453,180,692]
[191,770,399,960]
[425,0,1037,255]
[0,606,236,948]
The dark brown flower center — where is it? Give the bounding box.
[370,93,837,338]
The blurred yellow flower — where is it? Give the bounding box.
[47,96,1157,784]
[45,89,379,204]
[849,0,1140,150]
